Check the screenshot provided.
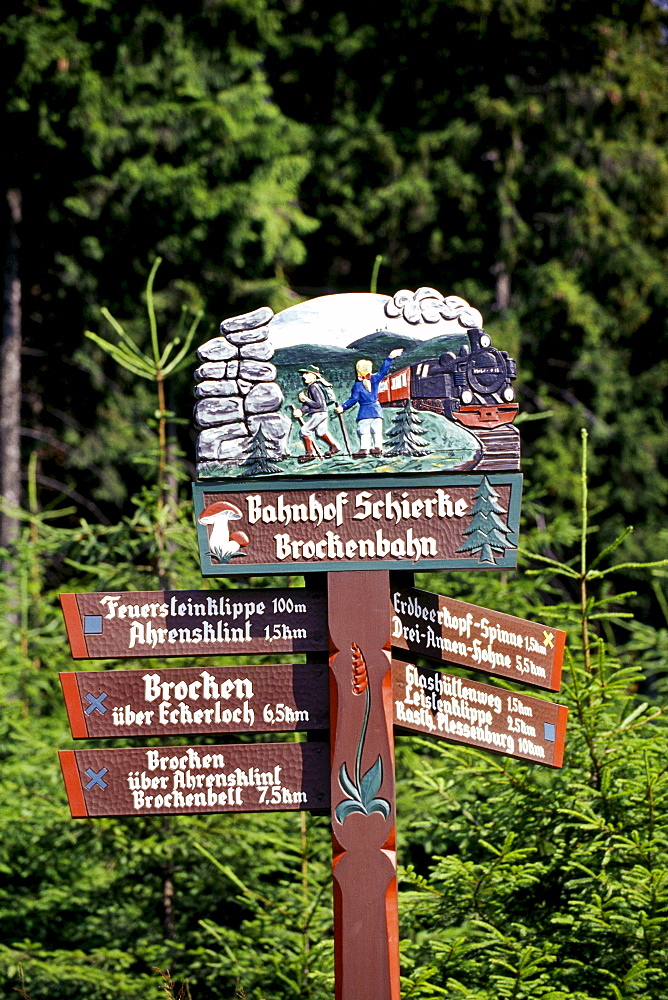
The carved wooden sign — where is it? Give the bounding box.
[55,288,559,1000]
[193,290,520,481]
[59,742,330,817]
[193,473,522,575]
[60,663,329,739]
[391,587,565,691]
[59,588,327,659]
[392,660,567,768]
[56,569,568,998]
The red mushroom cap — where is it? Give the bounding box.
[198,500,243,524]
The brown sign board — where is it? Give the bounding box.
[193,473,522,576]
[59,742,330,818]
[391,587,565,691]
[59,588,327,660]
[392,659,567,768]
[60,663,329,739]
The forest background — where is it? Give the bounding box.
[2,1,668,998]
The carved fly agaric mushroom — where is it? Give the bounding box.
[198,500,250,562]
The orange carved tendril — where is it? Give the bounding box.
[352,642,369,695]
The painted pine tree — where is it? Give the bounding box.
[385,400,431,457]
[457,477,513,564]
[241,425,281,475]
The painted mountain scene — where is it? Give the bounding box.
[194,288,520,480]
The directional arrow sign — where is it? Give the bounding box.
[60,588,327,659]
[60,663,329,739]
[59,742,330,817]
[390,587,566,691]
[392,659,567,768]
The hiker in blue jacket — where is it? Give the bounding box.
[336,348,404,457]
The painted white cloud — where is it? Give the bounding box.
[268,291,483,350]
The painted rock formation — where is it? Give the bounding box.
[194,306,290,474]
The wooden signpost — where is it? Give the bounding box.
[60,663,329,738]
[390,586,566,691]
[60,587,327,658]
[59,742,330,816]
[57,288,568,1000]
[392,659,567,768]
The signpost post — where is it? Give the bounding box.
[328,571,399,1000]
[57,288,569,1000]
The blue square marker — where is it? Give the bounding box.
[83,615,103,635]
[543,722,556,742]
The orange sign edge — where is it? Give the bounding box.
[58,750,88,817]
[548,629,567,691]
[59,673,89,739]
[59,593,88,659]
[552,705,569,769]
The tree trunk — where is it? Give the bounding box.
[1,188,22,564]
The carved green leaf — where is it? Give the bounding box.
[366,797,391,820]
[360,755,383,806]
[335,799,367,824]
[338,762,361,801]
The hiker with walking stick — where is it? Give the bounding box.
[291,365,341,463]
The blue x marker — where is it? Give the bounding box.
[85,692,108,715]
[85,767,108,790]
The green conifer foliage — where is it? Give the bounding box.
[457,476,514,564]
[270,0,668,572]
[0,0,316,514]
[385,400,432,457]
[3,5,668,997]
[241,425,281,476]
[396,431,668,1000]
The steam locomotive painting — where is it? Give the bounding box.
[378,328,518,429]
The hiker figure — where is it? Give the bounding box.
[291,365,341,463]
[336,349,404,458]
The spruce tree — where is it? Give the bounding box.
[384,400,431,457]
[271,0,668,580]
[241,425,281,476]
[457,476,514,564]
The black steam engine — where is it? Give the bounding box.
[378,328,518,429]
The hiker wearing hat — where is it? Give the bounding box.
[335,349,404,458]
[291,365,341,463]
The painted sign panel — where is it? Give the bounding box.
[60,663,329,739]
[194,290,520,480]
[193,473,522,576]
[59,742,330,817]
[392,660,567,768]
[391,587,565,691]
[59,588,327,660]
